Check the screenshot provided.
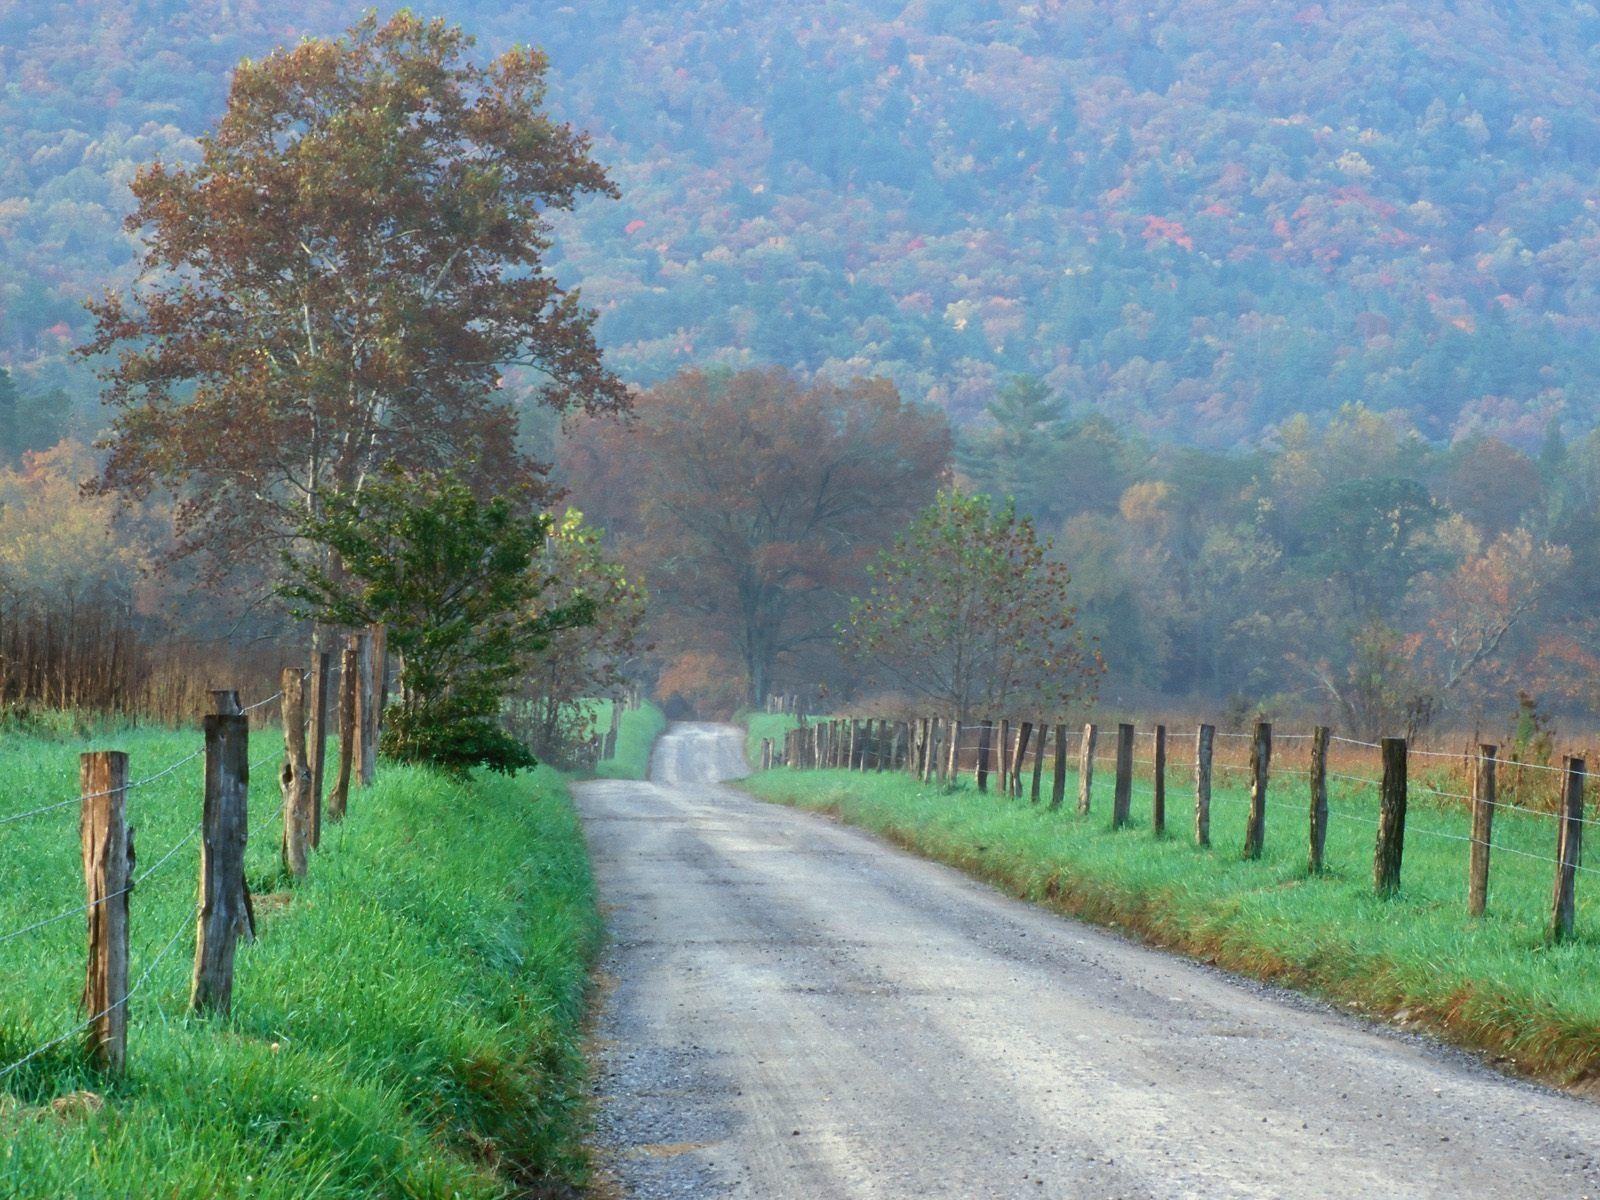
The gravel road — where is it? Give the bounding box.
[578,722,1600,1199]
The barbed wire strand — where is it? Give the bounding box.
[0,901,196,1086]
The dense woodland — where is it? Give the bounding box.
[2,3,1600,735]
[10,2,1600,445]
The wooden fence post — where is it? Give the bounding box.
[976,721,993,793]
[1468,745,1497,917]
[356,628,377,787]
[1030,724,1046,803]
[1049,724,1068,810]
[1112,723,1134,828]
[1550,756,1586,942]
[1308,726,1330,874]
[81,750,132,1073]
[308,650,330,850]
[1243,721,1271,860]
[329,634,358,823]
[192,693,253,1015]
[280,667,313,879]
[943,718,960,786]
[1150,725,1166,835]
[998,720,1012,797]
[1012,722,1032,795]
[371,622,388,759]
[1373,737,1408,895]
[1077,723,1097,814]
[1195,724,1214,847]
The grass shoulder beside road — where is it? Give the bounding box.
[742,760,1600,1090]
[0,719,601,1199]
[743,711,798,764]
[594,701,668,780]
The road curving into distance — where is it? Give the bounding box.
[578,722,1600,1199]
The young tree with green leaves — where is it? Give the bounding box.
[280,471,592,777]
[510,508,648,766]
[842,488,1102,720]
[82,13,626,571]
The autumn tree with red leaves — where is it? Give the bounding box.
[562,368,950,709]
[82,13,627,570]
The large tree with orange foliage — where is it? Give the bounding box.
[563,368,950,708]
[81,13,627,571]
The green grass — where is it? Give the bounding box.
[744,754,1600,1087]
[0,722,600,1198]
[593,701,667,780]
[743,711,800,765]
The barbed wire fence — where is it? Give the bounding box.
[0,649,386,1093]
[769,706,1594,943]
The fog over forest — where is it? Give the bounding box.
[2,1,1599,735]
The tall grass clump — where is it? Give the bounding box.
[0,719,600,1199]
[744,751,1600,1088]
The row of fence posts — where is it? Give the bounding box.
[79,628,386,1072]
[767,716,1590,944]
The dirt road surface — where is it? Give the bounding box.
[578,722,1600,1199]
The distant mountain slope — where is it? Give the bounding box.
[6,1,1600,443]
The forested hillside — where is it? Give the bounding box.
[7,1,1600,445]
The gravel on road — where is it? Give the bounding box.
[578,722,1600,1199]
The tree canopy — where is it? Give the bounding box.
[843,488,1102,721]
[561,367,951,708]
[81,11,626,568]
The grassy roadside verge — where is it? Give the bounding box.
[743,712,798,765]
[0,724,601,1199]
[742,763,1600,1090]
[594,701,667,780]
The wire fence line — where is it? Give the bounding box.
[0,674,322,1090]
[0,902,199,1086]
[776,710,1599,938]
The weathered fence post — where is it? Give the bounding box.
[1243,721,1271,860]
[1373,737,1408,895]
[81,750,132,1073]
[1468,745,1497,917]
[1112,723,1134,829]
[1152,725,1167,835]
[280,667,313,879]
[371,622,388,761]
[1012,722,1032,796]
[192,692,253,1015]
[1077,723,1097,815]
[1049,724,1068,810]
[329,634,358,823]
[351,629,370,786]
[760,738,772,771]
[1195,723,1214,847]
[308,650,330,849]
[942,718,960,786]
[998,720,1012,797]
[1309,726,1330,874]
[1550,756,1586,942]
[1031,724,1046,803]
[976,721,993,793]
[849,720,862,770]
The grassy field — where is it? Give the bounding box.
[743,711,799,765]
[593,701,667,780]
[744,741,1600,1087]
[0,717,601,1198]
